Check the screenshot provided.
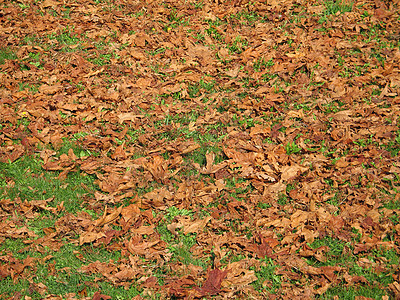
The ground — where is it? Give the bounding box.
[0,0,399,299]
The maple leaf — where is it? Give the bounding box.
[195,268,229,297]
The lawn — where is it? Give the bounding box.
[0,0,399,299]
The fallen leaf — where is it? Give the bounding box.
[280,164,308,181]
[195,268,229,296]
[79,232,106,245]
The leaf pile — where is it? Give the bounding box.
[0,0,400,298]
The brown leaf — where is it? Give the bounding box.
[121,204,141,222]
[194,152,227,175]
[79,231,106,245]
[0,265,10,279]
[196,268,229,296]
[118,113,145,124]
[40,0,60,8]
[112,266,138,282]
[221,261,257,288]
[91,291,111,300]
[132,33,149,47]
[180,143,200,154]
[0,145,25,163]
[94,205,123,227]
[110,144,127,161]
[38,84,62,95]
[280,164,308,182]
[145,156,170,183]
[126,239,163,256]
[182,216,211,234]
[332,110,352,121]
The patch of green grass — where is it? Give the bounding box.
[308,236,397,298]
[163,121,227,167]
[353,135,376,148]
[323,0,353,15]
[162,10,189,31]
[319,285,390,299]
[285,141,301,155]
[318,1,353,23]
[253,58,274,72]
[184,145,224,168]
[18,2,30,9]
[257,202,271,209]
[21,34,42,46]
[325,191,346,208]
[162,206,194,223]
[187,79,216,98]
[321,99,345,114]
[153,111,207,141]
[371,247,400,265]
[0,242,139,299]
[191,1,203,9]
[231,113,255,128]
[383,198,400,210]
[252,257,281,294]
[228,36,248,54]
[0,239,28,260]
[0,152,97,214]
[59,6,72,19]
[18,82,40,93]
[205,20,224,42]
[168,111,201,125]
[361,23,387,45]
[308,236,354,265]
[220,177,254,204]
[0,47,17,64]
[0,149,144,298]
[28,214,57,237]
[58,138,99,158]
[277,193,288,206]
[229,10,260,25]
[262,72,279,83]
[21,52,43,69]
[351,264,394,286]
[146,47,166,56]
[384,130,400,156]
[156,207,208,268]
[89,52,113,66]
[226,177,252,193]
[288,6,308,24]
[48,26,82,51]
[167,234,203,265]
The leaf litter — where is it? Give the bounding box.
[0,0,400,298]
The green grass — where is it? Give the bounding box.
[229,10,260,25]
[0,151,146,298]
[0,153,97,214]
[319,285,390,299]
[307,237,396,299]
[385,130,400,156]
[252,257,281,294]
[0,48,17,64]
[156,207,209,269]
[18,82,40,93]
[323,0,353,15]
[0,242,140,299]
[285,141,302,155]
[318,0,354,23]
